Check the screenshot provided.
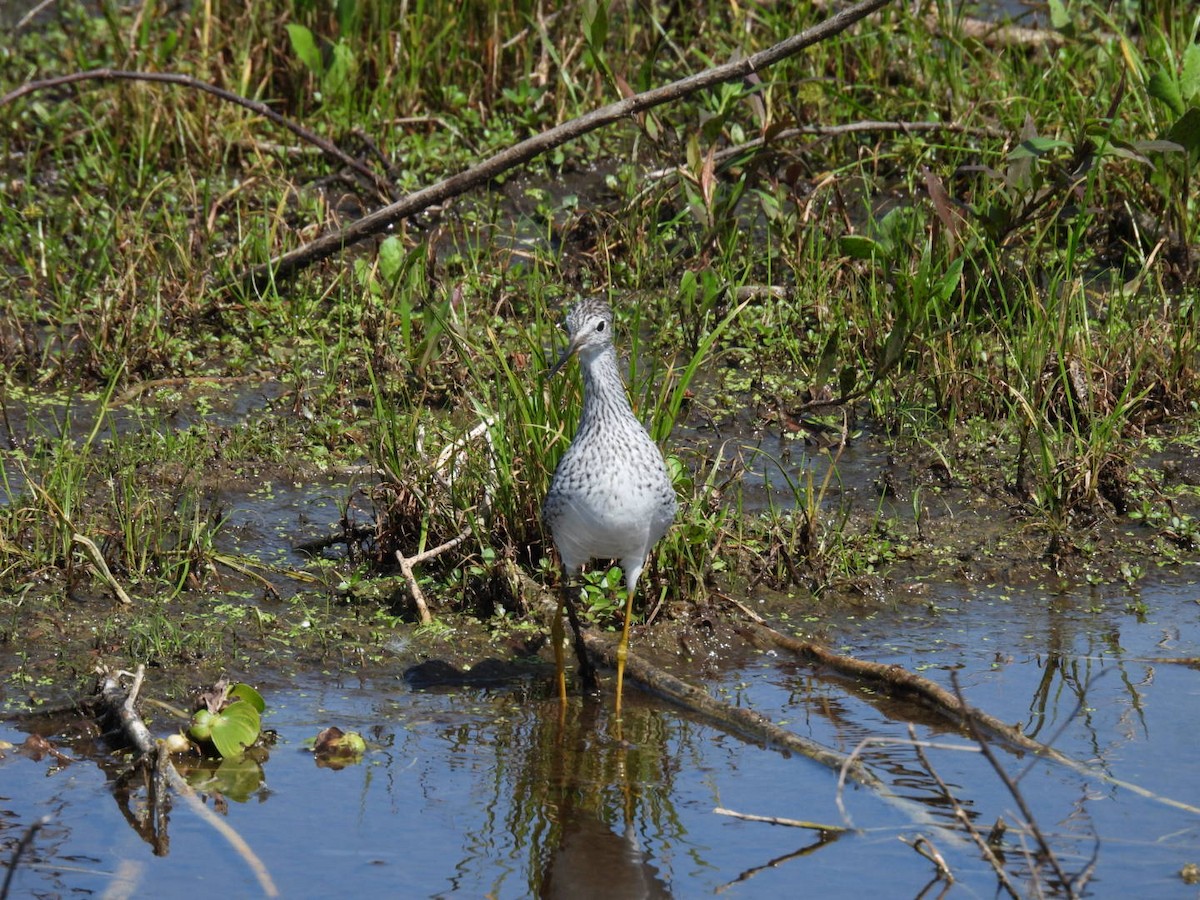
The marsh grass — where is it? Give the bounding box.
[2,0,1200,641]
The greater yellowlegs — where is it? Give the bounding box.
[542,298,677,713]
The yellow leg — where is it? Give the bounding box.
[552,592,567,704]
[614,587,635,717]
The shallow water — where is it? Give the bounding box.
[3,570,1198,897]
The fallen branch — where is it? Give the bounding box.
[645,118,1007,180]
[97,667,279,897]
[0,70,395,200]
[724,595,1070,762]
[231,0,894,288]
[728,596,1200,819]
[579,626,877,784]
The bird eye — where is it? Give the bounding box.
[596,321,606,332]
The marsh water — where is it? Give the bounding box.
[3,577,1199,896]
[2,388,1198,897]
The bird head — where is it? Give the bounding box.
[547,298,614,376]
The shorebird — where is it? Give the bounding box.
[542,298,677,713]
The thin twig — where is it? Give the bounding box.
[901,834,954,884]
[713,807,846,832]
[14,0,56,30]
[73,533,133,604]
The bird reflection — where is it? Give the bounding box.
[542,812,671,900]
[538,696,674,900]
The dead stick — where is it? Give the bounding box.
[395,528,471,625]
[233,0,894,288]
[713,807,846,832]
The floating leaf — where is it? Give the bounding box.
[228,683,266,714]
[210,701,261,759]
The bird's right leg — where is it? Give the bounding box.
[562,584,598,691]
[552,587,568,704]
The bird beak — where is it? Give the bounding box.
[546,333,581,377]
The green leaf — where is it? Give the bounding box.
[1166,107,1200,157]
[335,0,358,36]
[228,683,266,713]
[1181,43,1200,103]
[1047,0,1070,31]
[324,41,355,104]
[583,1,608,51]
[1129,139,1185,155]
[837,365,858,398]
[932,256,965,306]
[189,708,214,741]
[1148,66,1185,116]
[286,23,323,75]
[210,701,261,758]
[379,235,405,282]
[1007,136,1073,161]
[839,234,882,260]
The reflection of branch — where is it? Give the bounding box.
[715,831,838,894]
[909,724,1020,898]
[513,567,877,783]
[585,625,878,784]
[0,815,50,898]
[98,668,279,897]
[950,673,1072,894]
[0,70,394,200]
[233,0,894,288]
